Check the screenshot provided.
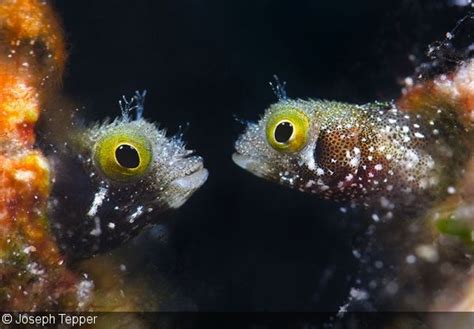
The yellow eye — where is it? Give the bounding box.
[266,108,309,152]
[94,130,152,181]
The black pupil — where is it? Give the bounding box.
[274,121,294,143]
[115,144,140,169]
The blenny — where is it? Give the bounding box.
[0,0,207,311]
[233,51,474,310]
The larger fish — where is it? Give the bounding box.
[233,93,469,217]
[233,59,474,312]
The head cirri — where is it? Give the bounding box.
[233,97,464,216]
[46,91,208,259]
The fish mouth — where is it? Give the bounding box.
[232,152,257,171]
[232,152,271,179]
[166,161,209,209]
[171,162,209,191]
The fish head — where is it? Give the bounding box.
[46,92,208,259]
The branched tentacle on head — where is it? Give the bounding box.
[269,75,288,101]
[119,90,147,121]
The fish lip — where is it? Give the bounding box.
[232,152,255,171]
[170,162,209,191]
[166,163,209,209]
[232,152,268,178]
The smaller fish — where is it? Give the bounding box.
[43,91,208,259]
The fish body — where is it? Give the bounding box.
[234,97,468,217]
[233,60,474,311]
